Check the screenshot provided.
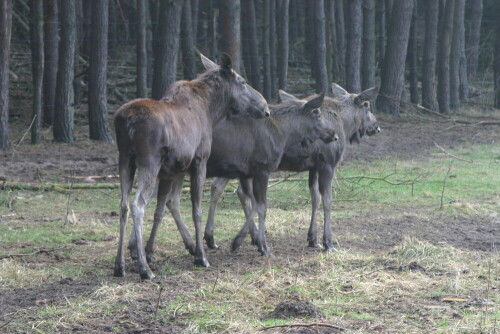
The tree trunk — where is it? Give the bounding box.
[53,0,76,143]
[314,0,328,94]
[277,0,289,90]
[362,0,376,91]
[42,0,58,127]
[450,0,465,110]
[191,0,199,40]
[345,0,362,93]
[305,1,316,83]
[376,0,385,73]
[270,0,277,98]
[421,0,439,110]
[219,0,241,73]
[495,5,500,109]
[73,0,83,109]
[437,0,455,114]
[88,0,112,142]
[136,0,147,97]
[334,0,345,85]
[407,0,418,104]
[459,13,468,102]
[181,0,196,80]
[146,0,153,88]
[262,0,272,101]
[327,0,341,83]
[0,0,11,150]
[30,0,44,145]
[466,0,482,79]
[376,0,414,115]
[151,0,183,100]
[242,0,261,91]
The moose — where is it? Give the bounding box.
[142,93,338,260]
[113,53,269,279]
[203,83,380,252]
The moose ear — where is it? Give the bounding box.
[278,90,298,102]
[357,86,379,102]
[304,94,324,111]
[200,53,217,70]
[219,53,233,71]
[331,83,348,98]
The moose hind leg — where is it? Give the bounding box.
[205,177,230,249]
[167,177,195,255]
[145,179,171,263]
[253,174,271,256]
[114,156,136,277]
[190,162,210,267]
[131,165,159,279]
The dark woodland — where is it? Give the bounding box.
[0,0,498,146]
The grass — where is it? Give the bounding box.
[0,143,498,333]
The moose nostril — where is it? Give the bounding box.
[334,134,339,141]
[265,111,270,118]
[377,127,381,133]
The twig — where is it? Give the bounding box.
[0,317,15,330]
[154,277,165,320]
[260,323,346,331]
[440,160,455,210]
[0,246,67,260]
[10,114,38,163]
[415,104,451,119]
[211,271,220,294]
[434,143,473,163]
[64,167,76,226]
[267,172,301,188]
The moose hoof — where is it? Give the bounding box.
[230,237,244,252]
[129,248,139,260]
[205,236,219,250]
[146,254,153,264]
[139,267,155,280]
[308,241,324,249]
[259,246,271,256]
[324,245,338,252]
[186,244,196,256]
[113,265,125,277]
[194,257,210,268]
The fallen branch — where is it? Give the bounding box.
[0,246,67,260]
[434,143,473,163]
[261,323,346,332]
[0,181,119,192]
[66,174,119,181]
[415,104,450,119]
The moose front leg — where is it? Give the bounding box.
[319,167,337,251]
[307,170,323,249]
[205,177,230,249]
[252,173,271,256]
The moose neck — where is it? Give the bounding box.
[273,113,315,152]
[337,108,360,142]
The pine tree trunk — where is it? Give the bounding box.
[450,0,465,110]
[242,0,261,91]
[88,0,112,142]
[327,0,341,83]
[30,0,44,145]
[495,6,500,109]
[345,0,362,93]
[334,0,345,85]
[191,0,199,40]
[146,0,153,88]
[421,0,439,110]
[305,1,316,83]
[219,0,241,73]
[73,0,83,109]
[376,0,385,73]
[376,0,414,115]
[314,0,329,94]
[437,0,455,114]
[362,0,375,91]
[53,0,76,143]
[152,0,183,100]
[467,0,482,79]
[262,0,272,101]
[181,0,196,80]
[0,0,11,150]
[270,0,277,98]
[277,0,289,90]
[407,0,418,104]
[136,0,147,97]
[42,0,58,127]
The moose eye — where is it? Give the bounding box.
[362,101,370,108]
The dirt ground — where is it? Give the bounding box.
[1,109,499,183]
[0,110,499,333]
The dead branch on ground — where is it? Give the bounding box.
[434,143,473,163]
[0,246,67,260]
[260,323,346,332]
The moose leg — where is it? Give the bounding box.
[131,165,160,279]
[319,167,337,251]
[167,177,195,255]
[236,180,258,245]
[144,179,171,263]
[190,161,210,267]
[231,178,258,252]
[307,170,323,248]
[114,155,136,277]
[204,177,230,249]
[252,173,271,255]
